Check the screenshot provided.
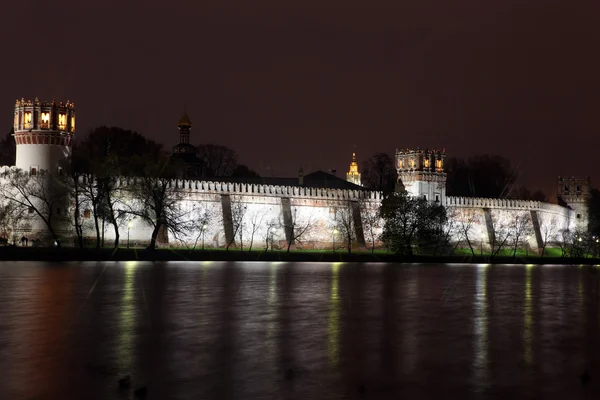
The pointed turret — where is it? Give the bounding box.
[346,151,361,186]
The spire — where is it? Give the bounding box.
[178,107,192,128]
[346,149,361,186]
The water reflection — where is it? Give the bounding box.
[328,262,342,367]
[266,262,279,358]
[402,268,419,375]
[472,264,489,384]
[1,262,600,399]
[524,264,533,365]
[118,261,137,371]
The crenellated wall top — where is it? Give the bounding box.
[77,176,384,201]
[446,196,572,216]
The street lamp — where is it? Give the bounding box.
[202,223,207,250]
[127,220,132,249]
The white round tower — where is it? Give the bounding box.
[13,98,75,174]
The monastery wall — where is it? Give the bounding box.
[0,172,577,252]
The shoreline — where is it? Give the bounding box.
[0,247,597,265]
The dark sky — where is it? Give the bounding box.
[2,0,600,194]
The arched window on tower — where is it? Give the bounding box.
[58,114,67,131]
[41,112,50,129]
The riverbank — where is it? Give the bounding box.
[0,247,597,265]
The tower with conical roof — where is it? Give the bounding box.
[171,110,204,177]
[346,152,361,186]
[173,110,194,153]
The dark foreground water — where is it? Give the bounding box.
[0,262,599,399]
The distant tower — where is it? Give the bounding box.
[172,110,194,154]
[171,110,204,177]
[298,165,304,186]
[13,98,75,174]
[557,176,590,231]
[395,148,446,204]
[346,152,361,186]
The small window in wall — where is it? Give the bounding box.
[423,194,427,200]
[84,209,91,219]
[30,167,37,176]
[576,185,581,193]
[58,166,63,176]
[56,207,61,215]
[577,213,581,219]
[435,194,440,202]
[28,207,34,214]
[564,184,569,193]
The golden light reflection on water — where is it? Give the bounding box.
[266,263,278,357]
[118,261,137,370]
[402,270,419,374]
[328,262,342,367]
[523,264,533,365]
[473,264,489,382]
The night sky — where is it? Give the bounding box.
[2,1,599,194]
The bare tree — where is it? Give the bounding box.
[0,200,32,244]
[333,201,355,254]
[433,206,459,256]
[197,144,238,177]
[453,209,479,256]
[246,208,265,251]
[489,211,511,257]
[283,207,314,252]
[360,199,380,254]
[0,168,66,247]
[507,212,532,258]
[226,195,247,251]
[58,154,89,248]
[127,156,197,250]
[191,203,215,250]
[538,216,558,256]
[264,219,278,251]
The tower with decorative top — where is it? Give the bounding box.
[346,152,361,186]
[13,98,75,174]
[557,176,590,230]
[395,148,446,204]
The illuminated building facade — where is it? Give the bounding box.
[395,148,446,204]
[345,152,361,186]
[13,98,75,175]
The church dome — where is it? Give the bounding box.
[178,111,192,128]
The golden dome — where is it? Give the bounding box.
[178,111,192,127]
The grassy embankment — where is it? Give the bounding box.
[0,245,596,264]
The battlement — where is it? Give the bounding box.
[446,196,572,217]
[14,97,75,134]
[77,176,384,201]
[395,148,445,156]
[395,147,446,173]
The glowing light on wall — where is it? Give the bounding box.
[58,114,67,130]
[436,159,443,170]
[71,116,75,132]
[24,111,32,128]
[424,159,430,168]
[41,112,50,129]
[409,158,415,168]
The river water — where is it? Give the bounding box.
[0,262,598,399]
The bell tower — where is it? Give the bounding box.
[13,97,75,174]
[346,151,361,186]
[395,148,446,204]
